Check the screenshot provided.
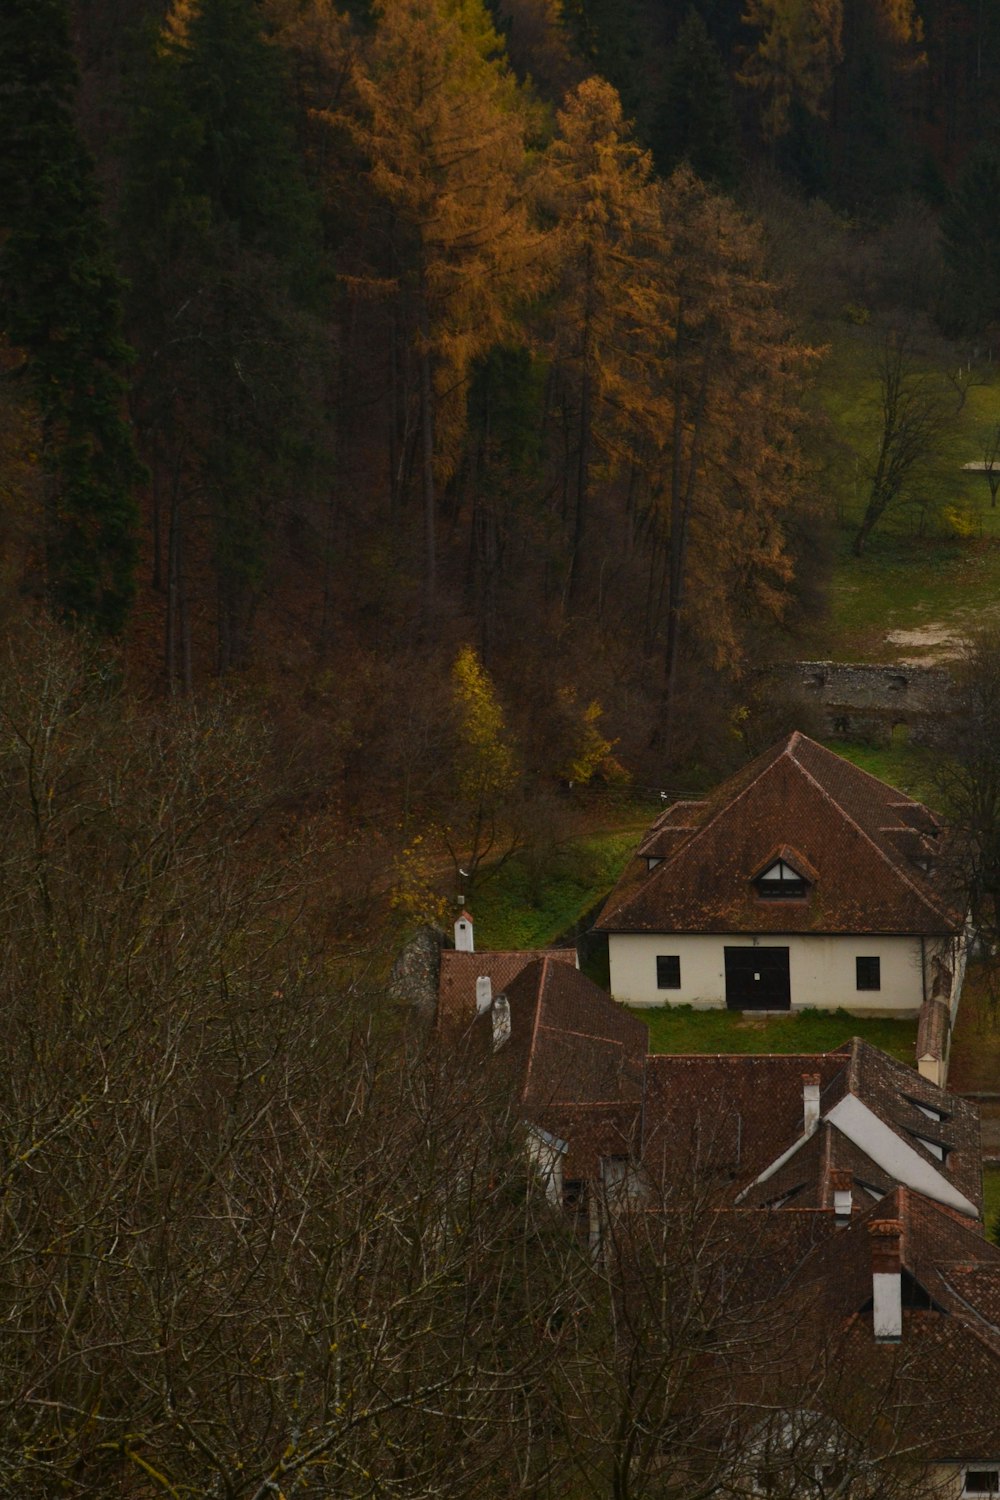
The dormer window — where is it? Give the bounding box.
[907,1097,948,1124]
[754,859,808,900]
[910,1132,949,1163]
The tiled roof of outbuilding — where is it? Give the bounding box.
[503,957,647,1111]
[640,1039,982,1218]
[437,946,577,1030]
[467,958,648,1177]
[595,731,962,935]
[801,1187,1000,1451]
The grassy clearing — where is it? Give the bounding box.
[983,1168,1000,1238]
[814,532,1000,664]
[816,333,1000,538]
[806,331,1000,662]
[636,1004,918,1062]
[822,534,1000,659]
[470,821,645,951]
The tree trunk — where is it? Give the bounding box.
[566,363,591,612]
[165,459,187,695]
[418,300,436,616]
[661,314,713,763]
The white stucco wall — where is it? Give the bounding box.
[930,1463,995,1500]
[607,931,945,1015]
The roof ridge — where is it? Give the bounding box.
[617,737,806,897]
[646,1051,831,1061]
[933,1268,1000,1351]
[790,733,924,804]
[536,1023,625,1047]
[523,956,551,1100]
[787,749,960,928]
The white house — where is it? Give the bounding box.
[594,731,966,1016]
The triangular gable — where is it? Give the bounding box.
[596,732,960,936]
[738,1095,978,1219]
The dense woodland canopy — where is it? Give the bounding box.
[3,6,1000,1490]
[2,0,1000,882]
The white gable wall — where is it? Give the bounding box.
[608,931,937,1015]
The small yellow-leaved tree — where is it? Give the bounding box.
[554,688,626,787]
[447,645,521,890]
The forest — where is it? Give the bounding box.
[3,1,1000,1492]
[4,0,1000,861]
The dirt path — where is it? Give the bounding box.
[884,604,1000,664]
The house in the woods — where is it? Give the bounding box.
[593,731,966,1019]
[457,964,1000,1493]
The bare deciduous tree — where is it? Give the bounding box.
[852,330,950,557]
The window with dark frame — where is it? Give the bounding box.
[754,859,808,899]
[656,955,681,989]
[563,1179,587,1218]
[964,1473,1000,1497]
[856,956,881,991]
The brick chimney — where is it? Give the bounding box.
[831,1169,853,1224]
[475,975,493,1015]
[869,1219,903,1341]
[803,1073,821,1134]
[455,911,474,953]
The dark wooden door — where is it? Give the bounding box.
[724,946,791,1010]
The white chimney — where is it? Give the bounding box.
[455,911,474,952]
[492,994,511,1051]
[803,1073,821,1134]
[870,1219,903,1341]
[831,1169,853,1224]
[475,975,493,1015]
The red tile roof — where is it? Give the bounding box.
[467,957,648,1177]
[799,1187,1000,1450]
[639,1039,982,1217]
[437,946,577,1030]
[595,731,962,936]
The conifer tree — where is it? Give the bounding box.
[537,77,665,610]
[738,0,844,142]
[124,0,327,678]
[940,147,1000,333]
[346,0,540,612]
[652,8,740,189]
[652,167,814,758]
[0,0,142,634]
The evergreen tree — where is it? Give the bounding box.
[124,0,328,678]
[0,0,142,634]
[651,7,740,189]
[348,0,539,613]
[940,146,1000,333]
[564,0,647,126]
[738,0,843,144]
[537,77,665,610]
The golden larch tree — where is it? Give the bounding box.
[739,0,844,140]
[346,0,542,610]
[536,76,667,609]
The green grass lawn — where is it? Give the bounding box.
[470,821,646,951]
[816,533,1000,663]
[805,331,1000,664]
[636,1004,918,1062]
[983,1168,1000,1240]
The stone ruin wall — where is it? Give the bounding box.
[762,661,956,746]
